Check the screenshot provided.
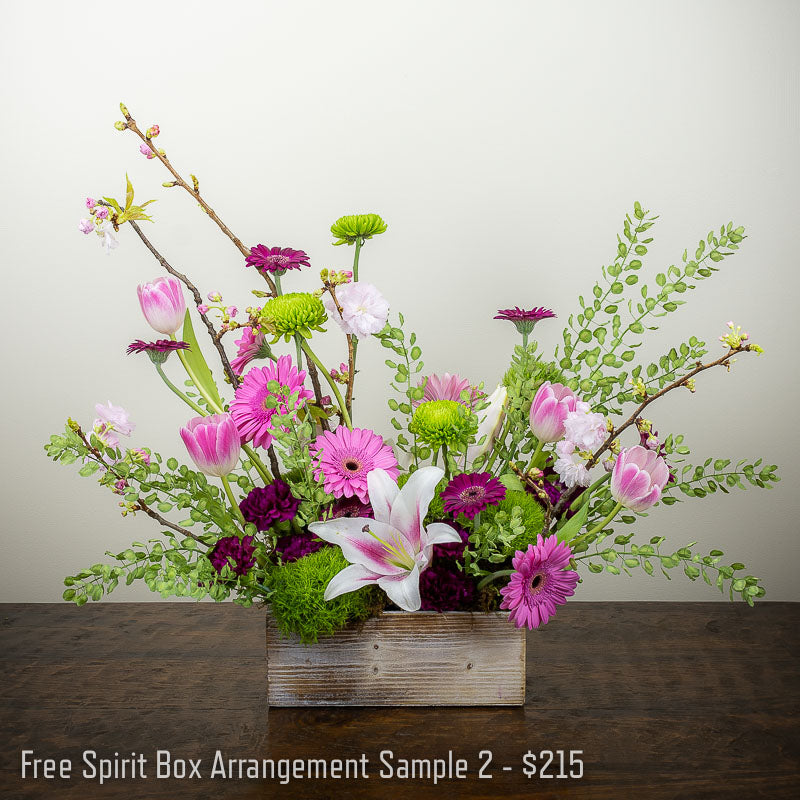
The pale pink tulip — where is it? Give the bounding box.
[179,414,241,477]
[137,276,186,336]
[610,445,670,512]
[529,382,579,443]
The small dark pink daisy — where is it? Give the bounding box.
[441,472,506,520]
[494,306,556,341]
[126,339,189,364]
[245,245,311,275]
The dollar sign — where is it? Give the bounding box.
[522,750,537,778]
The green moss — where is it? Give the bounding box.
[268,547,385,644]
[485,490,546,554]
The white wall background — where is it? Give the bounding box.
[1,0,797,602]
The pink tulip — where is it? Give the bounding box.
[137,276,186,336]
[610,445,670,512]
[529,381,579,443]
[179,413,241,477]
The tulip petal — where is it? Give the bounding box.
[308,518,408,575]
[324,563,381,601]
[377,564,422,612]
[389,466,443,550]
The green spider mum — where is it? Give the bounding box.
[330,213,388,246]
[409,400,473,448]
[259,292,327,342]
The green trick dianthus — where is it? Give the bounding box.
[485,489,546,555]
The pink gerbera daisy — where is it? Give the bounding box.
[229,355,314,449]
[499,534,579,629]
[230,328,272,376]
[311,427,399,503]
[414,373,476,407]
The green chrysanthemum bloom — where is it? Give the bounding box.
[260,292,327,342]
[409,400,472,448]
[330,213,388,246]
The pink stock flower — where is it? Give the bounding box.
[308,467,462,611]
[553,440,591,488]
[499,534,579,629]
[137,276,186,336]
[311,427,399,503]
[563,403,607,451]
[78,219,94,235]
[230,356,313,449]
[179,413,241,478]
[610,445,670,512]
[529,382,579,443]
[415,372,471,407]
[230,328,271,376]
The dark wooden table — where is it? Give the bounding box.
[1,603,797,799]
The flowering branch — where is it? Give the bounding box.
[116,103,277,297]
[324,282,356,417]
[73,425,205,545]
[552,343,761,517]
[510,463,554,531]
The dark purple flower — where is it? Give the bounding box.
[330,497,374,519]
[126,339,189,364]
[494,306,556,337]
[208,535,256,577]
[245,245,311,275]
[419,557,478,612]
[239,479,300,531]
[441,472,506,520]
[274,534,326,563]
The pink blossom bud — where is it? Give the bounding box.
[147,124,160,138]
[139,143,157,159]
[78,218,94,235]
[137,276,187,336]
[207,291,222,302]
[95,206,109,220]
[226,306,238,317]
[529,381,579,443]
[610,445,670,512]
[179,413,241,477]
[85,197,97,209]
[340,362,348,373]
[197,304,210,315]
[320,395,332,406]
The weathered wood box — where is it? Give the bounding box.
[266,611,526,707]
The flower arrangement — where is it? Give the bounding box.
[49,104,779,644]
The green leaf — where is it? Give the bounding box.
[181,310,224,410]
[556,500,590,543]
[125,173,134,211]
[497,473,525,492]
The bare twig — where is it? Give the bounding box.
[127,220,240,388]
[118,104,276,296]
[511,463,554,531]
[325,283,356,417]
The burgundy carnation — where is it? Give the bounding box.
[208,535,256,577]
[239,479,300,531]
[330,497,374,519]
[274,534,327,563]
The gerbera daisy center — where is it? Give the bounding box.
[344,459,362,472]
[529,572,545,592]
[460,487,486,503]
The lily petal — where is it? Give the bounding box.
[308,517,408,575]
[324,563,381,601]
[467,384,507,466]
[367,468,400,526]
[377,564,422,612]
[424,522,463,547]
[389,466,444,550]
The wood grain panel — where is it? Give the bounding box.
[266,611,526,706]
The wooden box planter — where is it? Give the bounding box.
[266,611,526,707]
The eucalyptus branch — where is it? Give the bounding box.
[117,104,277,296]
[127,220,239,388]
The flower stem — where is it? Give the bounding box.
[241,443,273,484]
[484,418,511,474]
[442,444,450,478]
[569,472,612,512]
[526,439,545,471]
[274,273,283,296]
[477,569,514,590]
[300,341,352,429]
[294,335,303,368]
[221,475,246,525]
[352,237,363,282]
[521,331,529,349]
[171,336,225,415]
[579,500,623,542]
[155,363,205,415]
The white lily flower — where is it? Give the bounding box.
[308,466,461,612]
[467,384,507,466]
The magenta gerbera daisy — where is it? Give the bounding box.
[230,328,273,376]
[494,306,556,339]
[229,355,314,449]
[126,339,189,364]
[245,245,311,275]
[310,427,399,503]
[441,472,506,519]
[499,534,579,629]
